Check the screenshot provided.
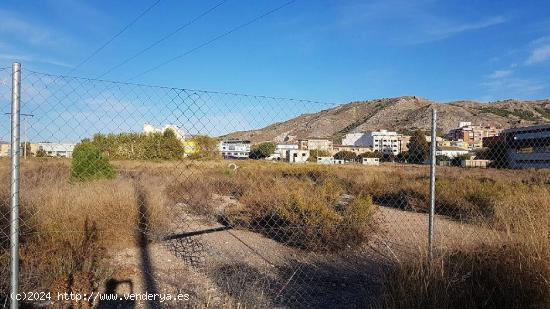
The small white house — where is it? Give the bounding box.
[268,144,298,161]
[287,149,309,163]
[333,159,345,164]
[362,157,380,166]
[436,146,469,158]
[316,156,334,165]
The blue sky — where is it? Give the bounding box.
[1,0,550,104]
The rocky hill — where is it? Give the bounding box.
[222,96,550,143]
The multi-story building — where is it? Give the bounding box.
[500,124,550,169]
[342,133,369,146]
[219,140,251,159]
[298,138,333,151]
[342,130,405,155]
[445,122,502,149]
[331,145,372,156]
[438,140,469,150]
[37,143,76,157]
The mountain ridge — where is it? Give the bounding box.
[222,96,550,143]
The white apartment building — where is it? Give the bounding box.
[342,133,370,146]
[38,143,76,157]
[219,140,251,159]
[342,130,404,155]
[344,130,404,155]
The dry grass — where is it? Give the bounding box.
[0,159,173,301]
[0,158,548,307]
[168,163,378,251]
[377,240,549,309]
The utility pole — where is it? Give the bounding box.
[5,113,34,159]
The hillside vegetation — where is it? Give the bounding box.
[223,97,550,142]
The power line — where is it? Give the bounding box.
[67,0,162,74]
[126,0,296,82]
[96,0,228,79]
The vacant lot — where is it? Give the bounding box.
[0,158,548,308]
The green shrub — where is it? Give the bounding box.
[223,171,376,252]
[249,142,275,159]
[334,150,357,161]
[187,135,219,160]
[307,149,332,162]
[89,130,184,160]
[534,107,550,119]
[71,141,116,181]
[407,130,429,164]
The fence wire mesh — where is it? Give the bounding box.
[0,66,549,308]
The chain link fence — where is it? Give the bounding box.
[1,64,548,308]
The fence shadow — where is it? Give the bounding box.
[135,184,162,309]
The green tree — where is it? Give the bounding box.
[396,151,408,163]
[35,148,47,157]
[436,155,451,164]
[334,150,357,161]
[249,142,276,159]
[381,153,396,162]
[71,140,116,181]
[407,130,430,164]
[307,149,331,162]
[88,131,184,160]
[478,138,508,168]
[451,154,472,167]
[189,135,219,160]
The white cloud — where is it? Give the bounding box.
[525,43,550,65]
[335,1,508,45]
[487,69,513,79]
[429,16,507,38]
[0,9,72,48]
[482,77,544,98]
[0,53,71,67]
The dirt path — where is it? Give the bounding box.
[101,197,503,308]
[372,205,503,261]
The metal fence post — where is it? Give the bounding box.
[428,108,437,261]
[10,62,21,309]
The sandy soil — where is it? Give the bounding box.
[99,197,502,309]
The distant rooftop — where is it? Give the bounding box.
[503,123,550,133]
